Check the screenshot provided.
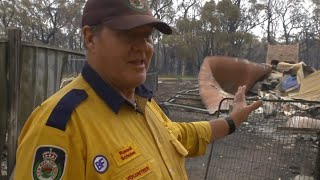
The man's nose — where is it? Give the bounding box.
[131,37,149,50]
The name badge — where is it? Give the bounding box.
[124,163,152,180]
[112,143,141,166]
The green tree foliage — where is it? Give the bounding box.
[216,0,240,32]
[0,0,85,48]
[158,0,271,76]
[18,0,68,44]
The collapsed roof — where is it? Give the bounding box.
[198,56,272,114]
[198,55,320,115]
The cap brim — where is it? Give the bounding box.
[103,14,172,35]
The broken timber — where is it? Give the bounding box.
[276,127,320,134]
[162,88,209,114]
[163,102,208,113]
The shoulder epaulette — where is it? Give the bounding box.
[46,89,88,131]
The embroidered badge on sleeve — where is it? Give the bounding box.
[32,146,67,180]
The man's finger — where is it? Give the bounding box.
[247,100,263,112]
[234,85,246,102]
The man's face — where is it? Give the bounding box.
[86,24,154,90]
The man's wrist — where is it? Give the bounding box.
[225,116,236,134]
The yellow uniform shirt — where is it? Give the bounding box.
[15,63,211,180]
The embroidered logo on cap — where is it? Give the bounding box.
[32,146,66,180]
[93,155,109,173]
[129,0,146,10]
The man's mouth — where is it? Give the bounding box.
[129,60,144,65]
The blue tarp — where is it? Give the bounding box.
[280,75,300,91]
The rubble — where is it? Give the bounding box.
[156,55,320,179]
[277,62,314,83]
[198,56,272,114]
[198,56,319,114]
[162,56,320,120]
[196,56,318,117]
[284,116,320,129]
[197,56,320,134]
[158,56,320,141]
[292,71,320,101]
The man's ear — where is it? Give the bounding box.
[83,25,94,50]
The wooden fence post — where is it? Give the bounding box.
[6,28,21,178]
[0,38,8,179]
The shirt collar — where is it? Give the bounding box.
[81,63,153,113]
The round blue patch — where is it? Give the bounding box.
[93,155,109,173]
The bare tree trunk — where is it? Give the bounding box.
[181,60,186,76]
[267,13,272,43]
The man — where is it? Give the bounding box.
[15,0,262,179]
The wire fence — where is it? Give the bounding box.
[205,99,320,180]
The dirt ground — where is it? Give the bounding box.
[154,79,319,180]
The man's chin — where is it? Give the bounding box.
[126,75,146,88]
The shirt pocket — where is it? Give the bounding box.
[111,161,154,180]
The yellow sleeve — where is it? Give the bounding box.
[15,110,86,179]
[151,100,212,157]
[169,121,211,157]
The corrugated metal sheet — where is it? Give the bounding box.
[198,56,272,114]
[18,44,85,127]
[277,62,316,84]
[292,71,320,101]
[2,40,86,177]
